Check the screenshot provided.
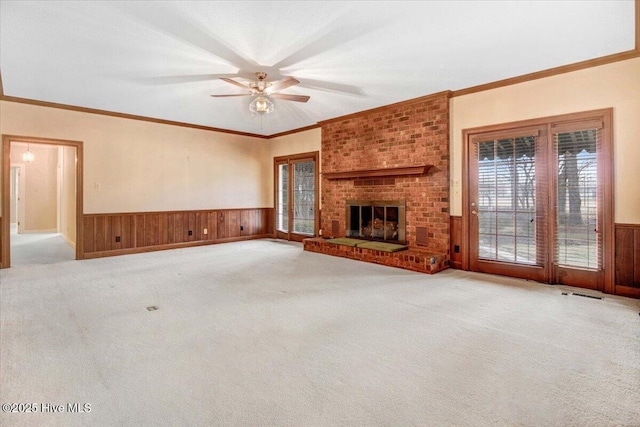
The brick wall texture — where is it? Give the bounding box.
[321,93,450,254]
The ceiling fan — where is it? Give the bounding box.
[211,72,310,114]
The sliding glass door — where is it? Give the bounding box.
[274,152,319,242]
[469,126,548,282]
[466,110,613,292]
[551,120,607,289]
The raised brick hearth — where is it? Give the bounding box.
[304,238,448,274]
[305,92,451,272]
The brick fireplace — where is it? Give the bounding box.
[346,200,406,243]
[304,91,451,272]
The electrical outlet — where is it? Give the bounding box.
[454,245,460,253]
[240,225,244,231]
[115,236,121,243]
[188,230,193,236]
[203,228,208,235]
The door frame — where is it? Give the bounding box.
[462,109,614,293]
[1,135,84,268]
[273,151,319,242]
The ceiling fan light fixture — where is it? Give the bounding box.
[249,95,274,115]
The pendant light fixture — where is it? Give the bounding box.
[22,144,35,163]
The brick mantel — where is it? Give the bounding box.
[323,165,433,180]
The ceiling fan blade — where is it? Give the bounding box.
[210,93,252,97]
[132,74,239,86]
[267,76,299,93]
[270,93,310,103]
[220,77,253,91]
[298,78,365,96]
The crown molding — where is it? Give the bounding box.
[451,49,640,98]
[267,124,321,139]
[0,91,270,140]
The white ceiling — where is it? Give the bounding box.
[0,1,635,136]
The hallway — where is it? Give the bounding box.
[10,224,74,266]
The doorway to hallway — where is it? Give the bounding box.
[1,135,84,268]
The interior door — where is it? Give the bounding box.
[275,152,318,242]
[469,126,549,282]
[9,164,25,232]
[10,167,18,224]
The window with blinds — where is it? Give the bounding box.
[477,136,539,264]
[292,161,315,235]
[275,152,318,239]
[277,163,288,232]
[554,126,601,270]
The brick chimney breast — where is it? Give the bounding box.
[320,93,450,254]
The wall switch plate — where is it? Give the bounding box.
[454,245,460,253]
[115,236,121,243]
[240,225,244,231]
[188,230,193,236]
[203,228,208,235]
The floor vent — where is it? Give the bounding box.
[146,305,159,311]
[572,293,603,300]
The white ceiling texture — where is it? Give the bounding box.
[0,1,635,136]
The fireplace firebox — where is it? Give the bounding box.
[346,200,406,243]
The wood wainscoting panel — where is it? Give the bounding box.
[83,208,273,259]
[450,216,462,269]
[228,210,240,239]
[94,216,107,252]
[84,214,136,253]
[207,211,218,241]
[217,211,228,239]
[83,217,95,254]
[146,214,161,247]
[217,210,241,240]
[241,208,269,237]
[241,210,252,236]
[615,223,640,298]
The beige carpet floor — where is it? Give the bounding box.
[1,239,639,426]
[9,224,75,265]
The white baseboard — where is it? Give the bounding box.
[61,233,76,250]
[21,228,58,234]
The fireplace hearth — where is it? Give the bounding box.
[346,200,406,243]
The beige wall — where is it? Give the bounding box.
[450,57,640,223]
[0,101,271,214]
[269,128,321,159]
[267,128,322,206]
[10,143,58,231]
